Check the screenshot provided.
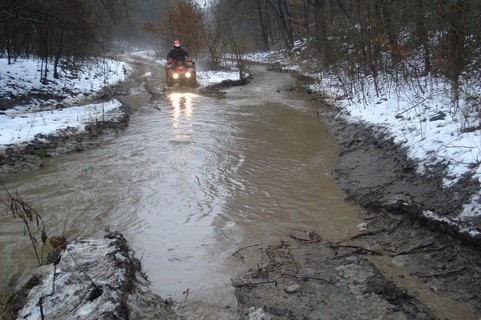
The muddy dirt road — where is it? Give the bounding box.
[1,55,361,318]
[2,53,481,319]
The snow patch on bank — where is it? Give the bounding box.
[318,77,481,224]
[197,70,241,86]
[16,232,177,320]
[0,56,129,149]
[0,57,128,106]
[423,210,481,239]
[0,100,123,146]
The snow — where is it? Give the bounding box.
[0,101,123,145]
[15,232,178,319]
[315,77,481,188]
[314,73,481,225]
[0,56,128,146]
[17,234,128,320]
[1,57,126,101]
[198,69,242,84]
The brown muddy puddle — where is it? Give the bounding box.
[0,70,359,311]
[0,68,472,318]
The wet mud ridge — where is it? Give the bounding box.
[233,224,481,319]
[234,233,435,320]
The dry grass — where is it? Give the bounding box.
[0,290,17,320]
[0,186,48,266]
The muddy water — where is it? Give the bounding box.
[0,70,361,314]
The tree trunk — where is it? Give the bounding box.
[313,0,331,65]
[268,0,294,48]
[280,0,294,47]
[303,0,310,37]
[5,22,12,64]
[256,0,270,50]
[446,0,467,82]
[414,0,431,75]
[54,30,64,79]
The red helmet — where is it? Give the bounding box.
[173,40,181,48]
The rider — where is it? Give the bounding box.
[167,40,189,68]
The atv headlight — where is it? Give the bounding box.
[185,72,191,78]
[173,73,179,79]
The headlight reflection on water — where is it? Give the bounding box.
[168,92,196,141]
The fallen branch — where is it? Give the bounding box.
[281,273,334,285]
[232,244,259,256]
[235,279,278,289]
[392,241,435,256]
[302,276,334,284]
[288,235,321,243]
[235,273,335,289]
[336,244,383,256]
[395,94,432,117]
[335,230,378,244]
[422,244,449,253]
[67,249,99,288]
[414,266,466,278]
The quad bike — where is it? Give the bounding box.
[165,58,197,88]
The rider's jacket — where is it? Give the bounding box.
[167,48,189,61]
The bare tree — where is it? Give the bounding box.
[143,0,206,57]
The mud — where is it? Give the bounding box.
[3,54,481,319]
[230,72,481,319]
[234,234,435,320]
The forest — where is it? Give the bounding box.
[1,0,481,98]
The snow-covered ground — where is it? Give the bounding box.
[246,46,480,234]
[0,51,239,148]
[0,57,128,146]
